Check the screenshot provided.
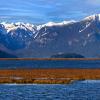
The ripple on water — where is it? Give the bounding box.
[0,81,99,99]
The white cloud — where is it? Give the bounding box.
[87,0,100,6]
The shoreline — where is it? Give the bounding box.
[1,58,100,60]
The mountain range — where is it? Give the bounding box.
[0,14,100,58]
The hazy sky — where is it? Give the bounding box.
[87,0,100,5]
[0,0,100,23]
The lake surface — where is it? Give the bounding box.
[0,60,100,69]
[0,80,99,100]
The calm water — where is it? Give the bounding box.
[0,0,100,24]
[0,60,100,69]
[0,80,99,100]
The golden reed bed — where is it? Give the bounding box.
[0,69,100,84]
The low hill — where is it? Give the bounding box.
[51,53,85,58]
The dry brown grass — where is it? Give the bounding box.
[0,69,99,84]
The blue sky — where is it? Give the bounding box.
[0,0,100,24]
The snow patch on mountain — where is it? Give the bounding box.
[84,14,100,21]
[42,20,76,27]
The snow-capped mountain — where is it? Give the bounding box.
[0,14,100,58]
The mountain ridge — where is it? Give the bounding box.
[0,14,100,58]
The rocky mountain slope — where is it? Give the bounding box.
[0,14,100,57]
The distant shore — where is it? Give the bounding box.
[1,58,100,60]
[0,69,100,84]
